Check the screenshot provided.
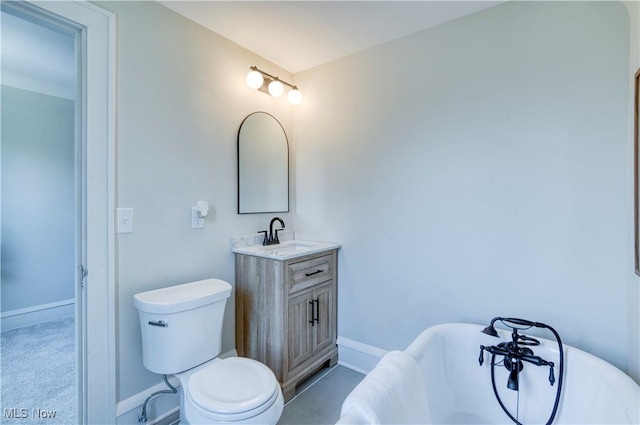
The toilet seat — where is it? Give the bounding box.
[187,357,279,421]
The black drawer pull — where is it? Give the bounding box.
[148,320,168,327]
[305,269,324,277]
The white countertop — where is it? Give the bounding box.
[232,239,342,260]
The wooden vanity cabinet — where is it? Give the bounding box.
[235,249,338,402]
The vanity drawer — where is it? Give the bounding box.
[288,254,333,295]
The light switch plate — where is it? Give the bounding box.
[116,208,134,233]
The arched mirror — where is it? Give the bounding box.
[238,112,289,214]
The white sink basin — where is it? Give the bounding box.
[259,240,320,253]
[232,239,341,260]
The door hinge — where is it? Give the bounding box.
[79,264,88,288]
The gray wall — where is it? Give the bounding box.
[1,85,75,313]
[94,1,295,402]
[626,0,640,385]
[294,1,632,372]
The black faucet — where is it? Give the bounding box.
[261,217,285,245]
[477,317,565,425]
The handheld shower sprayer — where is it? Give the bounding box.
[481,317,546,337]
[478,317,564,425]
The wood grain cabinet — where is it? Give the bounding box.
[235,249,338,401]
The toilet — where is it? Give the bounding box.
[134,279,284,424]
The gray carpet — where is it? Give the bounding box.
[1,316,76,424]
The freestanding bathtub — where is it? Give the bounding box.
[338,323,640,424]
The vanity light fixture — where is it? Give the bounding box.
[246,66,302,105]
[246,68,264,89]
[268,78,284,97]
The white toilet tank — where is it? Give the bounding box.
[134,279,232,375]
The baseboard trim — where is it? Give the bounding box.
[1,299,75,330]
[153,408,179,425]
[336,336,387,374]
[115,349,237,424]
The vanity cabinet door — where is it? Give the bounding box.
[287,291,314,371]
[312,282,335,355]
[287,281,336,372]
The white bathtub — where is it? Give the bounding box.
[338,323,640,424]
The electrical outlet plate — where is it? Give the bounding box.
[192,207,205,229]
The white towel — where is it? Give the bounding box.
[339,351,431,425]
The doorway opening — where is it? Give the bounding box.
[1,5,81,423]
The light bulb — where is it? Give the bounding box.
[288,88,302,105]
[268,79,284,97]
[246,69,264,89]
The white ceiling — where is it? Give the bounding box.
[159,1,505,73]
[1,1,504,99]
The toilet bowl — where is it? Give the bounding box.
[134,279,284,425]
[177,357,284,424]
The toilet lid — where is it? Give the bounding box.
[188,357,278,415]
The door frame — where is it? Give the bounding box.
[4,1,117,423]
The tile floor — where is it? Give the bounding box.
[278,365,364,425]
[164,364,364,425]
